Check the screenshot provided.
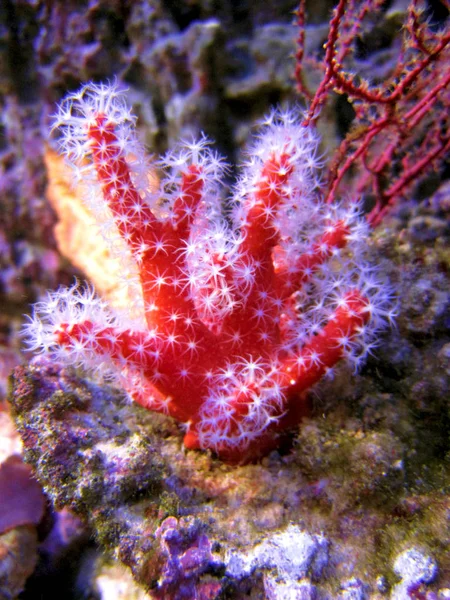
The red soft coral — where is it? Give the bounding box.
[24,83,393,463]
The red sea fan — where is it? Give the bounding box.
[295,0,450,225]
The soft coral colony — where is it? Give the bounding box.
[24,82,394,463]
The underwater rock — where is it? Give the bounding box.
[264,576,318,600]
[392,547,438,600]
[339,577,370,600]
[9,357,223,596]
[226,525,328,582]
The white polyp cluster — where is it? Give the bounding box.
[278,198,396,371]
[53,81,139,173]
[154,136,227,224]
[232,108,323,243]
[22,282,118,372]
[196,357,285,449]
[180,223,243,325]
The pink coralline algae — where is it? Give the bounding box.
[154,517,222,600]
[23,82,394,463]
